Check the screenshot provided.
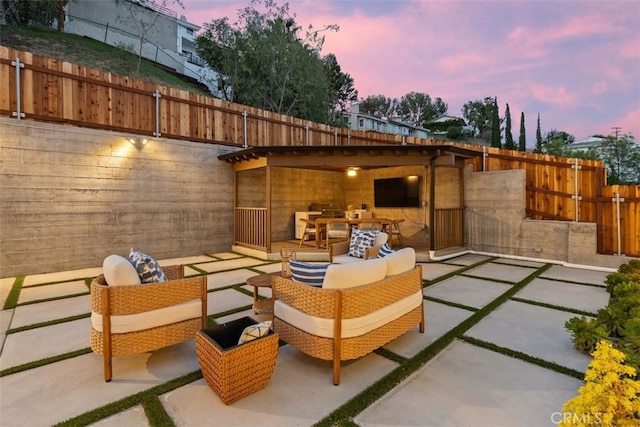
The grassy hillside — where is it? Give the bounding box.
[0,25,211,95]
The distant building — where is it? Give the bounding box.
[346,103,431,139]
[569,136,606,152]
[64,0,225,97]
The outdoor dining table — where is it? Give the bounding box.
[312,217,393,247]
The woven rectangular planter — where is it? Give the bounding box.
[196,317,278,405]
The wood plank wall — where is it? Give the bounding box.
[1,47,637,257]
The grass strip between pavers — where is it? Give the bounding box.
[142,394,175,427]
[510,297,598,318]
[6,313,91,334]
[0,348,92,377]
[3,275,23,309]
[53,370,203,427]
[423,296,479,312]
[313,263,553,427]
[421,256,498,286]
[460,335,585,380]
[14,291,90,307]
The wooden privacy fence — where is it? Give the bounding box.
[0,47,411,148]
[1,47,638,257]
[466,147,639,257]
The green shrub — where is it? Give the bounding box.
[565,316,609,353]
[567,259,640,375]
[605,260,640,294]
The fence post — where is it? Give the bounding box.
[334,129,338,146]
[153,90,161,137]
[242,110,248,148]
[611,192,625,256]
[305,124,310,146]
[571,158,582,221]
[11,58,25,120]
[347,128,351,146]
[482,145,487,172]
[402,135,406,145]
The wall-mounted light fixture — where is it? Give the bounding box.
[128,137,148,149]
[347,167,358,177]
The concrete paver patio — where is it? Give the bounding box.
[0,252,616,426]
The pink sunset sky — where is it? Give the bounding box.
[179,0,639,146]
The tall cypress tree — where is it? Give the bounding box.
[491,97,501,148]
[504,103,514,150]
[535,113,543,153]
[518,112,526,151]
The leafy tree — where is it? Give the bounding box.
[535,113,543,153]
[359,95,397,118]
[461,97,494,139]
[504,103,514,150]
[197,0,340,123]
[599,133,640,184]
[1,0,68,30]
[491,97,501,148]
[518,112,526,151]
[544,128,575,145]
[322,53,358,126]
[396,92,447,127]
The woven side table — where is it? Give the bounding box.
[196,317,279,405]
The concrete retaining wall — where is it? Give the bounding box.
[464,167,633,268]
[0,118,236,278]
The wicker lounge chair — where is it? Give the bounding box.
[90,265,207,381]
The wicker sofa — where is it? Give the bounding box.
[273,248,424,385]
[90,264,207,381]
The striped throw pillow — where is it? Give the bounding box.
[377,243,395,258]
[290,260,330,287]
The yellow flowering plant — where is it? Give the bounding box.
[559,340,640,427]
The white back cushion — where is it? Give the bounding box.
[322,257,387,289]
[103,254,141,286]
[374,232,388,247]
[385,247,416,276]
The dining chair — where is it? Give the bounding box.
[325,220,350,247]
[299,218,319,247]
[389,219,405,247]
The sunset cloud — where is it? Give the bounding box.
[181,0,640,143]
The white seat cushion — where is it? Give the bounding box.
[103,254,141,286]
[322,257,387,289]
[331,254,362,264]
[274,290,423,338]
[91,299,201,334]
[385,247,416,276]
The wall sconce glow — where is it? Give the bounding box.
[128,137,148,149]
[407,175,419,181]
[347,168,358,177]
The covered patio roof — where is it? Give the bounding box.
[218,144,482,171]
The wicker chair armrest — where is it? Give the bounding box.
[91,272,207,316]
[162,264,184,280]
[273,276,337,318]
[329,240,350,261]
[365,245,382,260]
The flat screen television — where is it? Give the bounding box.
[374,176,421,207]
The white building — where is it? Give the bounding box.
[570,136,606,152]
[64,0,224,97]
[346,103,431,139]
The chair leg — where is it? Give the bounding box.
[333,359,341,386]
[104,353,112,382]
